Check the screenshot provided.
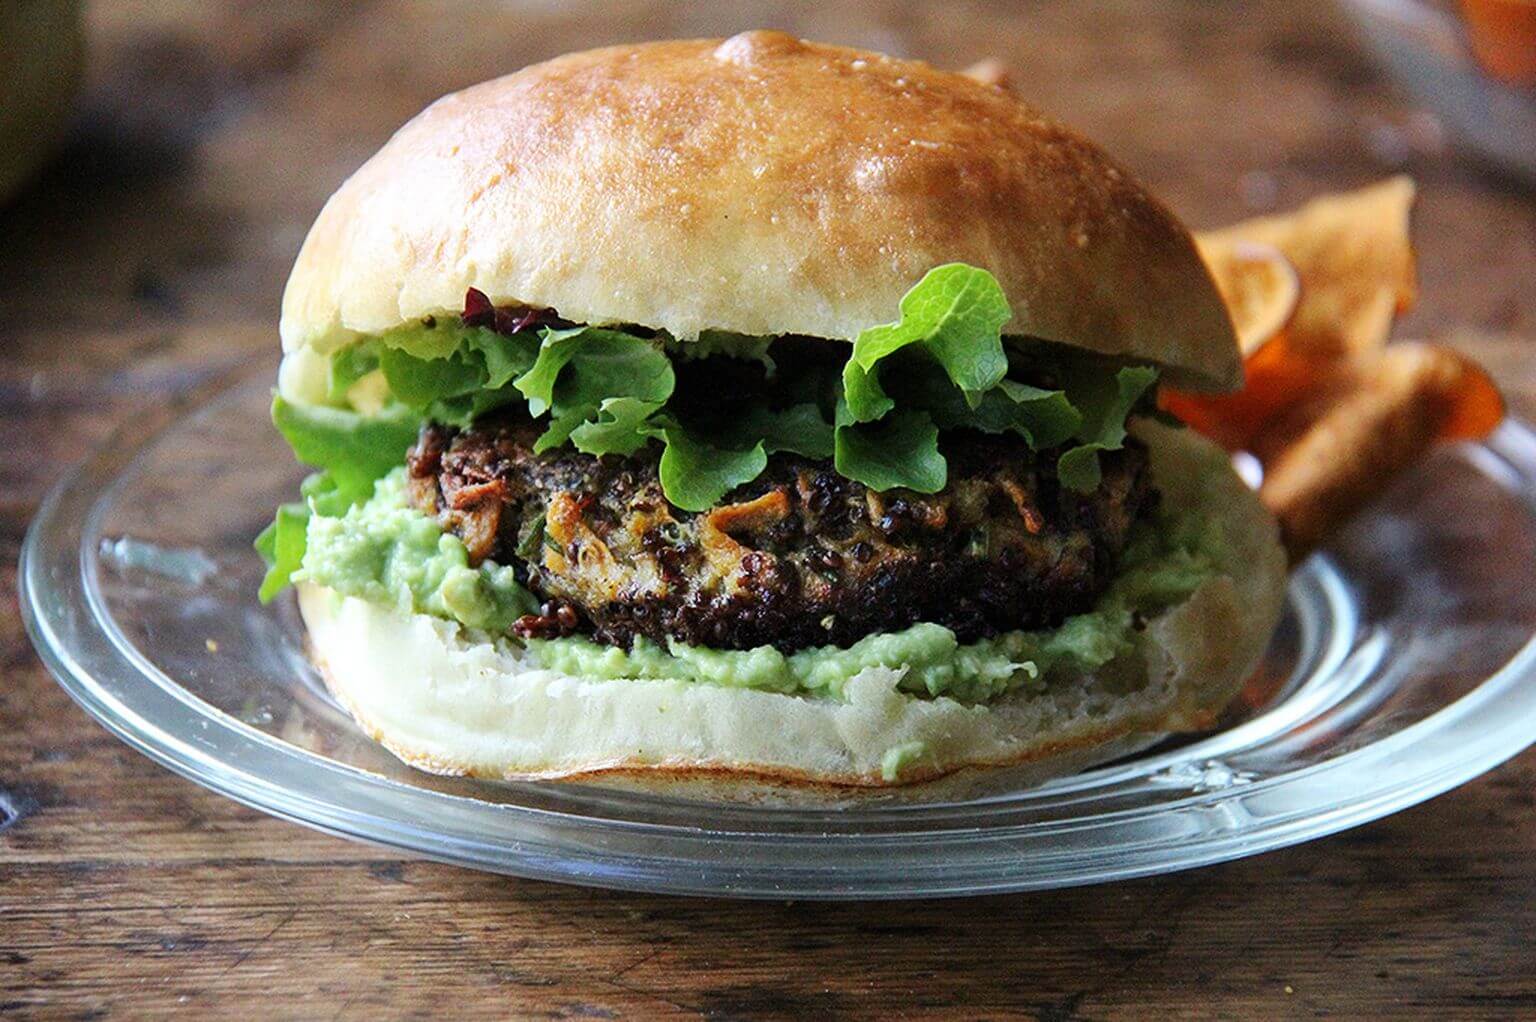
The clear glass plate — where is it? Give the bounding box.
[21,372,1536,899]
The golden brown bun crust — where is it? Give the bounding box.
[281,32,1240,390]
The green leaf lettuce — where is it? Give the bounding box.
[260,264,1162,602]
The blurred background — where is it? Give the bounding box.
[4,4,1536,1014]
[2,0,1535,543]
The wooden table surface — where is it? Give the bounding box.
[5,2,1536,1017]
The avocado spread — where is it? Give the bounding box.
[295,470,538,632]
[297,466,1225,704]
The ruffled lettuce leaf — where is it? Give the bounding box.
[835,263,1019,491]
[255,471,356,601]
[656,427,769,512]
[511,327,584,416]
[1057,366,1160,492]
[834,402,946,493]
[373,323,539,427]
[263,268,1162,600]
[568,396,665,457]
[515,327,675,453]
[327,343,380,402]
[713,401,835,461]
[468,328,540,390]
[842,263,1012,423]
[259,398,422,599]
[895,370,1082,450]
[254,500,309,602]
[379,345,483,408]
[517,327,836,510]
[838,267,1158,493]
[666,330,777,369]
[566,398,834,510]
[270,395,419,501]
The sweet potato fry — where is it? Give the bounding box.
[1461,0,1536,84]
[1197,177,1417,356]
[1259,343,1504,559]
[1193,240,1300,356]
[1164,335,1340,454]
[1171,178,1507,558]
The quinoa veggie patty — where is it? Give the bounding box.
[405,413,1156,653]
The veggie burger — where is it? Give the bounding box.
[260,32,1288,791]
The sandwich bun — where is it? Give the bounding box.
[279,32,1239,394]
[299,420,1286,798]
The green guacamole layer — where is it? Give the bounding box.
[296,467,1224,704]
[294,470,538,632]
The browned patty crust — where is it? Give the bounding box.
[405,412,1155,653]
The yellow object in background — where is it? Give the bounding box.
[0,0,85,206]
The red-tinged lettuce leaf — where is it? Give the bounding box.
[461,287,569,335]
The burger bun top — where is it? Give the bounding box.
[280,32,1240,391]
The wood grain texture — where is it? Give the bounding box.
[3,2,1535,1017]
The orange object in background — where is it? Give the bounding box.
[1167,178,1505,560]
[1254,344,1504,555]
[1193,240,1300,357]
[1461,0,1536,84]
[1196,177,1418,359]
